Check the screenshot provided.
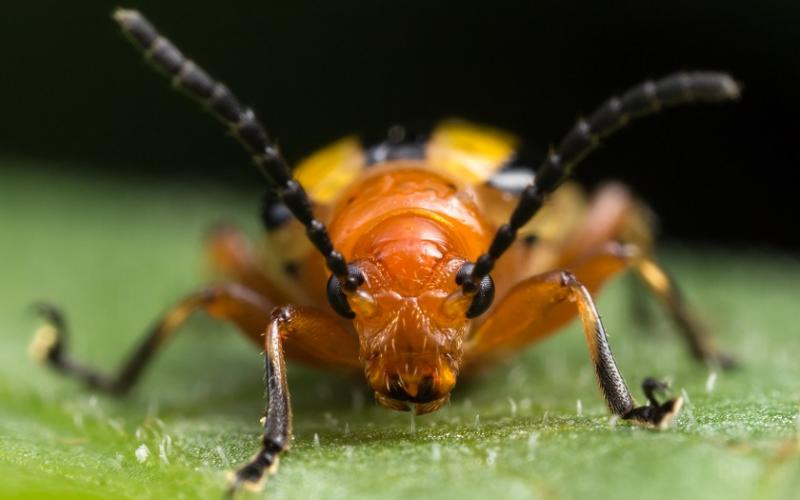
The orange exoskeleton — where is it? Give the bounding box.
[30,8,740,493]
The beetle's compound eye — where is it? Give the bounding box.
[326,266,367,319]
[455,263,495,318]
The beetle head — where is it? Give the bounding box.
[345,214,473,414]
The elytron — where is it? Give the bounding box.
[31,8,739,493]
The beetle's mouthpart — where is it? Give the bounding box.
[374,391,450,415]
[366,354,458,415]
[374,391,412,412]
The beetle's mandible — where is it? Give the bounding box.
[30,8,740,493]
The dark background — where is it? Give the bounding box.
[2,1,798,249]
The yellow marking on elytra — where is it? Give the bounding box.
[426,120,518,184]
[294,137,365,204]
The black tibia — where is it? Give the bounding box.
[462,72,740,293]
[229,307,292,494]
[634,259,737,370]
[112,9,355,287]
[30,285,271,395]
[563,272,683,428]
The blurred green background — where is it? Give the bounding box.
[1,1,799,499]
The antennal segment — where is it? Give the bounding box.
[113,9,359,289]
[460,71,740,304]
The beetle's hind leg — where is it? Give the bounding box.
[557,183,736,370]
[29,284,274,394]
[631,256,737,370]
[614,190,737,369]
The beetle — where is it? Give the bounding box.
[30,8,739,493]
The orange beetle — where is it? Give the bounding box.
[30,9,739,492]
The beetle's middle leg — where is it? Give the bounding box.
[30,284,277,394]
[31,284,361,394]
[465,270,682,428]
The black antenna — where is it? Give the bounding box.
[113,9,363,292]
[460,71,740,313]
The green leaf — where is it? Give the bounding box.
[1,161,798,500]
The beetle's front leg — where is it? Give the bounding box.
[230,305,358,493]
[466,270,682,428]
[229,307,292,493]
[565,273,682,427]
